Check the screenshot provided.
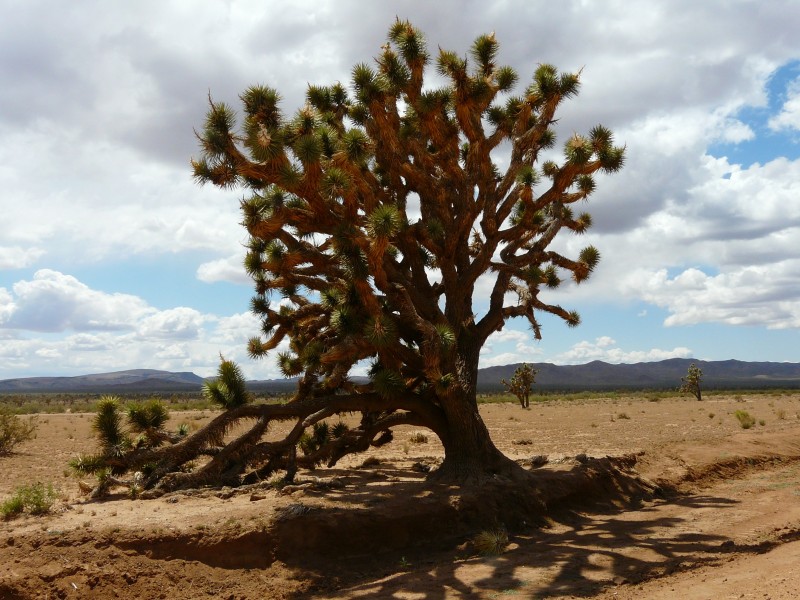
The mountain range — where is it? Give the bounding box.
[0,359,798,394]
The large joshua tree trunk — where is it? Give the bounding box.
[432,344,527,483]
[434,398,525,483]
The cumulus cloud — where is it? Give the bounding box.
[1,270,153,332]
[197,254,251,284]
[480,328,543,367]
[0,270,292,379]
[0,246,45,269]
[624,263,800,329]
[136,307,209,340]
[769,76,800,132]
[555,337,693,365]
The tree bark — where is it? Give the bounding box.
[432,396,526,484]
[430,342,528,484]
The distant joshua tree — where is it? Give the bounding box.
[680,363,703,401]
[72,20,624,496]
[502,363,537,408]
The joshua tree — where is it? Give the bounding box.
[75,20,623,495]
[502,363,537,409]
[70,397,187,497]
[680,363,703,401]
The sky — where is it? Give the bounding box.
[1,0,799,380]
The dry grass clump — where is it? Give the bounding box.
[734,410,756,429]
[408,431,429,444]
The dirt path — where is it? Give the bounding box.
[2,393,800,598]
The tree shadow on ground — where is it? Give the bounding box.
[319,492,740,599]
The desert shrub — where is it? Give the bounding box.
[0,408,38,455]
[1,482,58,519]
[511,438,533,445]
[617,412,630,420]
[776,409,786,420]
[408,431,429,444]
[472,528,509,556]
[734,410,755,429]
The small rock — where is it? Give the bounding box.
[249,493,266,502]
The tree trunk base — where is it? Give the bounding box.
[427,450,531,486]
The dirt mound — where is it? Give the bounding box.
[3,448,781,600]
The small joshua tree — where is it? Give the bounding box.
[502,363,537,408]
[679,363,703,401]
[70,396,186,497]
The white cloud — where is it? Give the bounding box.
[214,312,262,344]
[197,254,250,284]
[548,152,800,326]
[66,333,109,352]
[480,328,543,367]
[624,262,800,329]
[555,337,693,365]
[486,330,530,345]
[0,271,294,379]
[769,77,800,132]
[0,246,45,269]
[34,347,61,359]
[0,288,14,323]
[136,307,209,340]
[3,270,153,332]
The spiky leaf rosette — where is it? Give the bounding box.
[93,397,130,456]
[69,453,108,475]
[127,399,169,432]
[203,357,250,409]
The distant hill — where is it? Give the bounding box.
[0,369,204,393]
[477,359,800,392]
[1,359,799,394]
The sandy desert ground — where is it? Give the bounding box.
[2,392,800,598]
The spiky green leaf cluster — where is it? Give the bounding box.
[93,397,130,455]
[127,400,169,433]
[203,358,250,409]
